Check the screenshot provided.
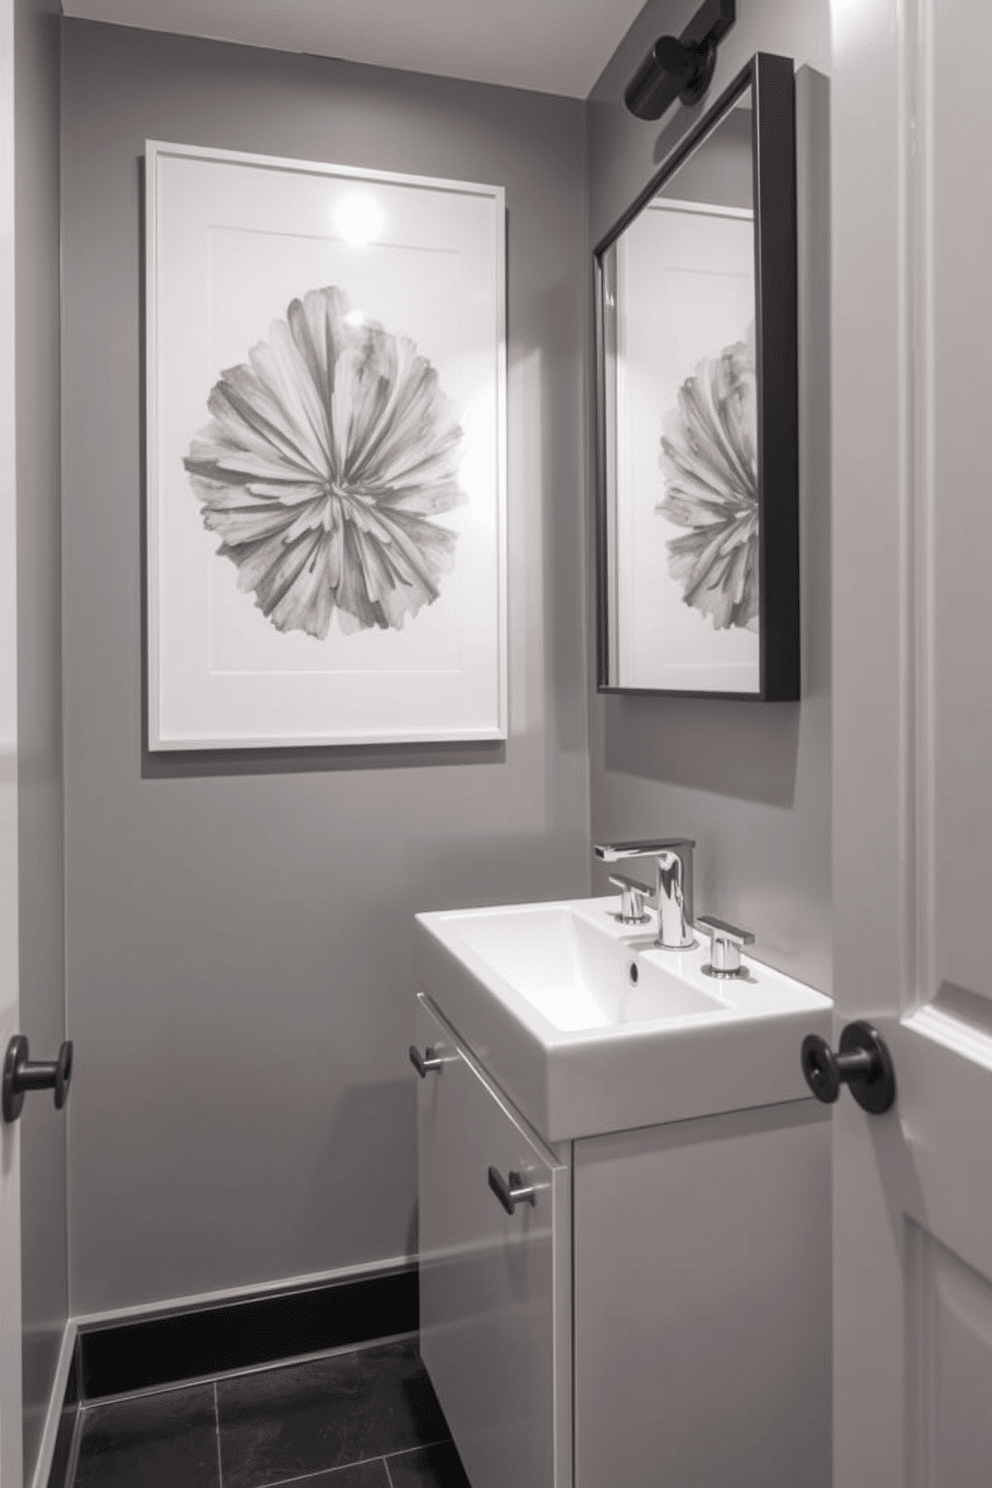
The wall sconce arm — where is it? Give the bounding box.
[624,0,735,121]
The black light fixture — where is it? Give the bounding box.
[624,0,736,121]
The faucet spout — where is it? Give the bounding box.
[653,849,693,950]
[593,838,696,950]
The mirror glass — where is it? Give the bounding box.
[599,84,759,695]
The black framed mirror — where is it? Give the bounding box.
[594,52,798,700]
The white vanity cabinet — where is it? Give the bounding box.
[415,996,572,1488]
[415,988,831,1488]
[572,1100,831,1488]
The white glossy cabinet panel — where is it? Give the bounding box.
[573,1099,831,1488]
[416,996,571,1488]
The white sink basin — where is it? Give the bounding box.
[415,896,833,1141]
[440,902,724,1030]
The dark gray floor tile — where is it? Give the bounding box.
[276,1463,390,1488]
[386,1441,471,1488]
[72,1383,220,1488]
[217,1340,449,1488]
[352,1341,450,1461]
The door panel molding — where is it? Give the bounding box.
[907,1220,992,1488]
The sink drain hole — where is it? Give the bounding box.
[629,962,639,985]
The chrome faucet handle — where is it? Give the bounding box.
[608,873,653,924]
[698,915,755,979]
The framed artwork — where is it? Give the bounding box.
[145,141,507,749]
[594,53,799,700]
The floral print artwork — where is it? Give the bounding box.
[184,286,466,639]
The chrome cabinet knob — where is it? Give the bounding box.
[487,1165,536,1215]
[409,1045,444,1078]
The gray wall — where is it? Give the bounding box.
[587,1,832,993]
[15,0,67,1473]
[61,21,590,1316]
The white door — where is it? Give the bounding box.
[0,0,22,1483]
[832,1,992,1483]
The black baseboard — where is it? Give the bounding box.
[43,1264,419,1487]
[78,1264,419,1400]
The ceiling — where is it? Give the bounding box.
[59,0,649,99]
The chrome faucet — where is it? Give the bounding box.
[594,839,696,950]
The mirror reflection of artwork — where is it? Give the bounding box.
[659,320,758,634]
[595,55,799,701]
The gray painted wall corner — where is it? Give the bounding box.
[60,21,591,1315]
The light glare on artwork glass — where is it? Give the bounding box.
[333,192,385,246]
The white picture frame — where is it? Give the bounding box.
[145,140,507,750]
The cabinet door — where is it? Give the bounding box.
[573,1100,830,1488]
[416,996,570,1488]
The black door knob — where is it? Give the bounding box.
[801,1020,895,1114]
[2,1035,74,1123]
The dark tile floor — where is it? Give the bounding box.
[70,1337,471,1488]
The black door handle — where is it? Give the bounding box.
[2,1035,73,1123]
[801,1020,895,1114]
